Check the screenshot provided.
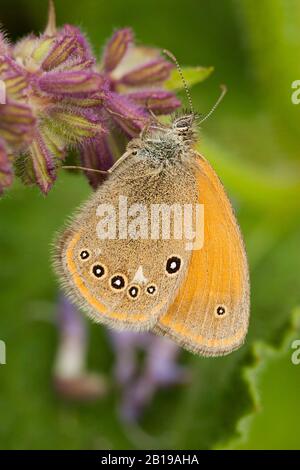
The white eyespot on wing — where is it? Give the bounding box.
[132,265,148,285]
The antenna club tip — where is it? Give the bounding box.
[161,49,194,114]
[162,49,176,61]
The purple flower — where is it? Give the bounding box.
[110,330,190,422]
[53,295,107,401]
[0,4,105,194]
[9,20,104,193]
[0,53,36,193]
[53,295,190,418]
[0,4,181,195]
[80,28,180,189]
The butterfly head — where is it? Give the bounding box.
[172,113,198,144]
[129,113,197,161]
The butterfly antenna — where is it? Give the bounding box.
[62,165,108,175]
[163,49,194,115]
[199,84,227,124]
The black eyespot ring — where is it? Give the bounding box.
[215,305,226,317]
[80,250,90,260]
[91,264,106,279]
[146,284,157,296]
[132,150,138,156]
[110,273,127,291]
[127,284,140,300]
[165,256,182,276]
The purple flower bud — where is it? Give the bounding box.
[61,25,94,62]
[0,55,28,100]
[66,58,95,72]
[42,35,78,71]
[41,25,94,72]
[38,70,103,97]
[96,30,181,144]
[120,58,174,86]
[80,135,114,189]
[104,91,149,136]
[47,107,106,143]
[28,129,56,194]
[127,89,181,114]
[103,28,134,72]
[41,123,66,161]
[0,101,35,147]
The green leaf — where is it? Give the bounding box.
[165,66,214,90]
[219,308,300,449]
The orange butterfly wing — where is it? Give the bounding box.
[154,153,250,356]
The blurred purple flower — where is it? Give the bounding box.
[54,295,189,419]
[53,295,107,401]
[110,330,190,422]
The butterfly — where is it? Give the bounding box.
[54,46,250,359]
[54,101,250,358]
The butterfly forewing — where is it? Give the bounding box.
[55,156,196,331]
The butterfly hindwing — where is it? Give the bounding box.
[154,152,250,356]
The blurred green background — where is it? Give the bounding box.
[1,0,300,450]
